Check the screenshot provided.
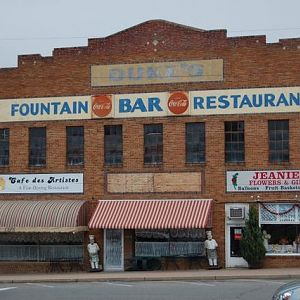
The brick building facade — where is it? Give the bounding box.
[0,20,300,273]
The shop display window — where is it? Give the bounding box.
[135,229,206,257]
[260,203,300,255]
[0,233,84,261]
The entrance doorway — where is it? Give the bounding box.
[104,229,124,271]
[226,225,248,267]
[225,204,248,268]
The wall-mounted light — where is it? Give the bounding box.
[250,195,261,203]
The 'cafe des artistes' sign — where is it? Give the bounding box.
[227,170,300,192]
[0,173,83,194]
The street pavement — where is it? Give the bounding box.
[1,268,300,284]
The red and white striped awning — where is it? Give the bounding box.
[89,199,213,229]
[0,200,88,232]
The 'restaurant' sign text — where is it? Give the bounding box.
[0,86,299,122]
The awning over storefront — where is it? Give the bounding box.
[89,199,213,229]
[0,200,88,232]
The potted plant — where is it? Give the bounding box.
[240,206,266,268]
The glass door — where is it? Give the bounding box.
[230,227,243,257]
[226,225,248,267]
[104,229,124,271]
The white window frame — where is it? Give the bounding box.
[260,203,299,225]
[259,203,300,256]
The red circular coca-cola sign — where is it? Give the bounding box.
[168,92,189,115]
[92,95,112,117]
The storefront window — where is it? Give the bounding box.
[260,203,300,255]
[0,233,84,261]
[135,229,206,257]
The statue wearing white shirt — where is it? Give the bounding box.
[87,235,101,271]
[204,231,218,267]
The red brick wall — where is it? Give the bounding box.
[0,20,299,271]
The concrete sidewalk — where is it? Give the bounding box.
[1,268,300,284]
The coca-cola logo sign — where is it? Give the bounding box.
[168,92,189,115]
[92,95,112,117]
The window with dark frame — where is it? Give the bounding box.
[104,125,123,165]
[225,121,245,163]
[66,126,84,166]
[268,120,289,163]
[144,124,163,164]
[29,127,46,166]
[0,129,9,166]
[186,122,205,163]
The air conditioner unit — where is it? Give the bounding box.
[229,207,245,219]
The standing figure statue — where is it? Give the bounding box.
[262,230,271,252]
[293,234,300,253]
[204,231,218,268]
[87,235,101,271]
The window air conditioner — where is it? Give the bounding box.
[229,207,245,219]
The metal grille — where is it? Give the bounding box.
[229,207,244,219]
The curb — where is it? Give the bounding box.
[1,273,300,284]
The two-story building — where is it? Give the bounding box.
[0,20,300,273]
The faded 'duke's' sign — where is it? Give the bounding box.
[91,59,224,87]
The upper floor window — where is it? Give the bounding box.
[186,123,205,163]
[0,129,9,166]
[268,120,289,163]
[225,121,245,163]
[29,127,46,166]
[104,125,123,165]
[144,124,163,164]
[67,126,84,166]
